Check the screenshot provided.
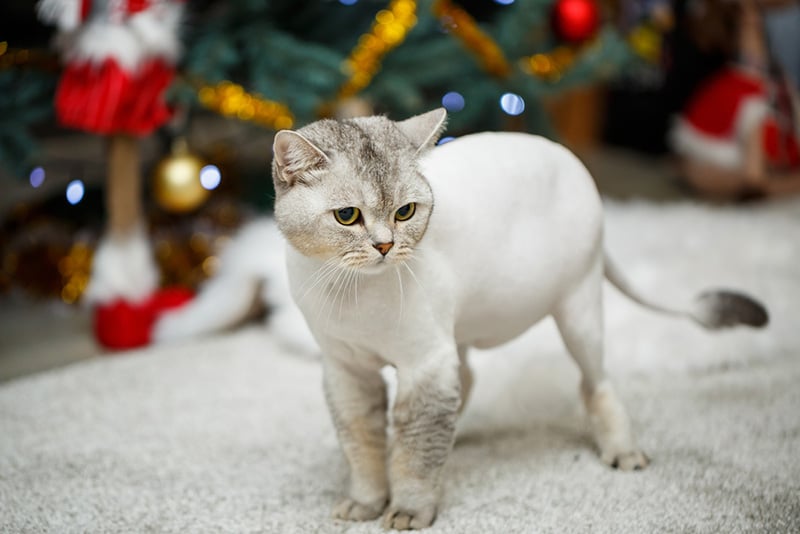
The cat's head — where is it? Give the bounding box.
[271,108,447,273]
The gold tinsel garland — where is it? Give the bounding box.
[432,0,512,78]
[197,81,295,130]
[433,1,664,83]
[338,0,418,99]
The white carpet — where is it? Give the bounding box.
[2,198,799,533]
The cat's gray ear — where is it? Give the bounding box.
[396,108,448,153]
[272,130,330,186]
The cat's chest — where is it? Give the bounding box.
[287,251,452,354]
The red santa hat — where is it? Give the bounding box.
[670,67,769,169]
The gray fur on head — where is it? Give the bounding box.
[270,109,448,267]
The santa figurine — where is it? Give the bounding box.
[38,0,193,349]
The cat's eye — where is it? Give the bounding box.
[334,207,360,225]
[395,203,416,221]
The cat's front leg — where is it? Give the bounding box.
[323,355,389,521]
[384,351,461,530]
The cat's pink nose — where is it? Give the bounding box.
[374,242,394,256]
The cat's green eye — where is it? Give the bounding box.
[334,207,361,225]
[395,203,416,221]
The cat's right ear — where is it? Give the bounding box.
[272,131,330,186]
[396,107,448,153]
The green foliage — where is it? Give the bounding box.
[3,0,638,176]
[0,68,56,177]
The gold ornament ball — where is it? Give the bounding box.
[153,139,211,213]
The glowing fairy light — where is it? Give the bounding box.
[441,91,465,112]
[200,165,222,190]
[66,179,85,205]
[499,92,525,115]
[29,167,45,188]
[494,0,515,4]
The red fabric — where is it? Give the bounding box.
[682,69,766,139]
[55,58,175,136]
[80,0,91,21]
[126,0,150,14]
[93,287,194,350]
[682,67,800,169]
[763,120,800,168]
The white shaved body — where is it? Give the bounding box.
[273,109,765,530]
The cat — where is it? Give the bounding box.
[269,108,767,530]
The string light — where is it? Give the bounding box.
[441,91,465,112]
[197,81,294,130]
[66,179,85,205]
[499,92,525,115]
[29,167,45,188]
[200,165,222,190]
[337,0,418,99]
[432,0,511,78]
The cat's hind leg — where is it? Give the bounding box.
[552,258,649,471]
[323,355,390,521]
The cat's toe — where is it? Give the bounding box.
[603,450,650,471]
[332,497,386,521]
[382,505,437,530]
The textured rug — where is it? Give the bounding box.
[2,198,799,533]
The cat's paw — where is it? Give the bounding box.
[602,449,650,471]
[332,497,386,522]
[381,505,437,530]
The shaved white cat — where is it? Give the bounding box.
[266,108,767,530]
[156,108,768,529]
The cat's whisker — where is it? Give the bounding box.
[297,257,340,303]
[311,261,347,327]
[402,260,427,296]
[324,263,351,332]
[394,265,405,329]
[337,267,356,320]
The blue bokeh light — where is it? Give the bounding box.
[441,91,465,112]
[499,93,525,116]
[200,165,222,190]
[29,167,45,188]
[339,0,358,5]
[66,179,85,205]
[437,136,456,145]
[494,0,515,5]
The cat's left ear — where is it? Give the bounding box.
[396,108,448,153]
[272,130,330,186]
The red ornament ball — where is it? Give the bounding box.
[93,287,194,350]
[551,0,600,44]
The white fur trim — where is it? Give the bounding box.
[735,97,769,143]
[670,95,769,170]
[37,0,82,31]
[83,227,159,305]
[56,2,183,71]
[669,118,743,169]
[127,3,183,62]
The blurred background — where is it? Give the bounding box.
[1,0,798,380]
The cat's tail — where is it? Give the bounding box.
[603,252,769,329]
[152,219,318,356]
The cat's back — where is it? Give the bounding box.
[420,131,601,243]
[418,132,603,348]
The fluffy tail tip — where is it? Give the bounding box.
[692,290,769,329]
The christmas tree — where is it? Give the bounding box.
[0,0,656,313]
